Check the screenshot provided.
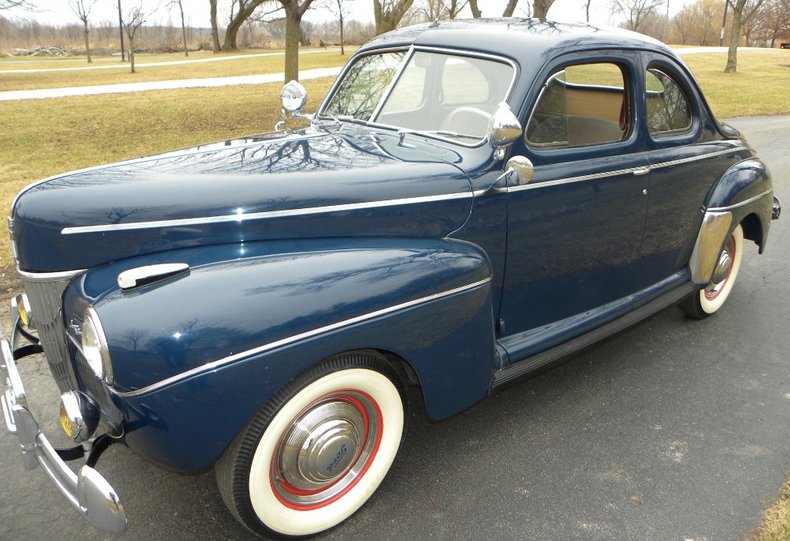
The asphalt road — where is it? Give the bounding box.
[1,116,788,541]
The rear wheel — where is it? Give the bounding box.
[216,351,405,537]
[680,224,744,319]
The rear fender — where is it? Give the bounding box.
[689,158,773,285]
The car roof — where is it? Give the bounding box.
[359,18,673,64]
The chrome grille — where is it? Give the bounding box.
[20,270,83,392]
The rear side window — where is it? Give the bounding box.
[646,68,692,135]
[526,63,629,148]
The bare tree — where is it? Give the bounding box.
[225,0,275,50]
[468,0,541,18]
[209,0,221,52]
[321,0,353,53]
[502,0,519,16]
[724,0,764,72]
[167,0,188,56]
[582,0,594,21]
[373,0,414,34]
[739,0,768,44]
[68,0,97,63]
[117,0,126,61]
[752,0,790,47]
[610,0,665,32]
[279,0,316,80]
[122,5,145,73]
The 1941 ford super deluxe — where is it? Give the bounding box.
[1,18,782,537]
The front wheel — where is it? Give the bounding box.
[216,351,405,538]
[680,223,744,319]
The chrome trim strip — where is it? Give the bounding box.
[16,268,85,281]
[510,145,750,192]
[117,276,493,398]
[369,46,415,121]
[706,189,773,212]
[649,146,750,172]
[509,165,649,191]
[61,192,475,235]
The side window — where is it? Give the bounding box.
[646,68,692,135]
[526,63,629,148]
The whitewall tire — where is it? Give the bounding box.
[216,351,405,537]
[680,224,744,319]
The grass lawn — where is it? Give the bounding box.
[0,48,353,91]
[0,47,787,268]
[681,49,790,117]
[751,475,790,541]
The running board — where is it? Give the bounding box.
[490,282,696,390]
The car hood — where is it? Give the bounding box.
[12,127,473,272]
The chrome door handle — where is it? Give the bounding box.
[633,167,650,176]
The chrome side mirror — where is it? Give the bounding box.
[506,155,534,186]
[275,80,308,131]
[488,102,522,159]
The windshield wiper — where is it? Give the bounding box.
[317,114,370,127]
[396,128,479,144]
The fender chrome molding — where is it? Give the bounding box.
[115,276,493,398]
[689,211,732,285]
[705,189,773,212]
[61,191,475,235]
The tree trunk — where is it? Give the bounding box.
[210,0,221,53]
[502,0,518,16]
[284,8,300,81]
[129,38,135,73]
[374,0,414,34]
[179,4,188,56]
[469,0,482,17]
[533,0,554,19]
[224,16,243,50]
[724,0,744,72]
[339,12,345,55]
[83,19,92,63]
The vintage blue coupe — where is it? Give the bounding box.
[1,18,781,537]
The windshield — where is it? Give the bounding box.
[321,50,515,143]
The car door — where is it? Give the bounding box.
[498,53,649,357]
[637,53,740,287]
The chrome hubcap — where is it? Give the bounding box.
[271,391,381,508]
[705,234,735,300]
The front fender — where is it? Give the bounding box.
[64,238,496,470]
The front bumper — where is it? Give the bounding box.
[1,326,127,533]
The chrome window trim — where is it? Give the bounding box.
[369,46,415,120]
[61,191,475,235]
[525,61,630,149]
[115,276,492,398]
[509,145,750,192]
[705,189,772,212]
[317,45,520,149]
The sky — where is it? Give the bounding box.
[4,0,692,31]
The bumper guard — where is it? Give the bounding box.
[1,327,126,533]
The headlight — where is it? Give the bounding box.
[82,306,113,384]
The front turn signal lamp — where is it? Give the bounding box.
[59,391,99,442]
[82,306,113,384]
[11,294,33,329]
